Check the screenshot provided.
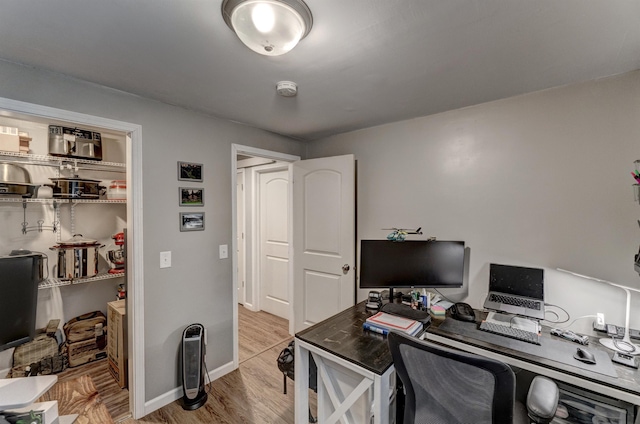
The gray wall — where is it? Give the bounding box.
[0,59,305,401]
[307,71,640,334]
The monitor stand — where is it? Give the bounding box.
[388,288,402,300]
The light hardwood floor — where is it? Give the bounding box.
[50,306,310,423]
[123,306,309,424]
[48,358,130,421]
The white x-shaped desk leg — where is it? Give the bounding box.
[314,351,373,424]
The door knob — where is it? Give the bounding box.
[342,264,350,274]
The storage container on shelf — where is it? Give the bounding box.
[0,126,20,153]
[106,180,126,200]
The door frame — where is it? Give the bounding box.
[236,168,246,306]
[231,144,299,367]
[0,97,145,419]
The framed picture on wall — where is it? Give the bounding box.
[179,187,204,206]
[178,161,203,182]
[180,212,205,232]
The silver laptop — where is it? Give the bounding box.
[483,263,545,320]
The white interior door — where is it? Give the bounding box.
[259,168,290,318]
[236,169,246,305]
[291,154,356,333]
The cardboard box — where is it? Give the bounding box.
[107,299,127,388]
[0,132,20,152]
[19,135,31,153]
[0,126,19,153]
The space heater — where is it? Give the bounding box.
[181,323,207,410]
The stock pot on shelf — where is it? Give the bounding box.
[50,234,104,280]
[47,177,103,199]
[0,163,40,198]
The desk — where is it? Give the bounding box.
[295,301,396,424]
[426,310,640,424]
[296,302,640,424]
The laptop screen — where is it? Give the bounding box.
[489,263,544,300]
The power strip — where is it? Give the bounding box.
[593,323,640,340]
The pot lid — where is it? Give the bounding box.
[57,234,100,246]
[0,181,38,186]
[9,249,32,255]
[49,177,102,183]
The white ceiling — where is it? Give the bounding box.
[0,1,638,141]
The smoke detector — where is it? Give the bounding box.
[276,81,298,97]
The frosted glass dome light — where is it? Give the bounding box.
[222,0,313,56]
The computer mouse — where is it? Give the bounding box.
[574,347,596,364]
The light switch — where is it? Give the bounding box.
[219,244,228,259]
[160,251,171,268]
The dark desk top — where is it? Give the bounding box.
[428,310,640,400]
[296,301,394,375]
[296,302,640,402]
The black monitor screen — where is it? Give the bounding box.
[359,240,465,289]
[0,255,40,352]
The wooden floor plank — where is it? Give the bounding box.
[49,358,130,421]
[46,305,308,423]
[238,306,290,362]
[124,340,313,424]
[39,374,115,424]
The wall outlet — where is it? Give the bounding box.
[160,251,171,268]
[595,312,605,330]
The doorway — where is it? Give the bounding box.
[231,145,300,367]
[0,97,144,419]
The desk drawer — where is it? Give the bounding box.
[551,383,634,424]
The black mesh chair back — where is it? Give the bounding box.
[388,331,518,424]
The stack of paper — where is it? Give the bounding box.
[364,312,422,336]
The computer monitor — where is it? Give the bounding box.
[359,240,465,298]
[0,254,41,352]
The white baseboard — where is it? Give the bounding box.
[143,360,236,417]
[243,302,257,312]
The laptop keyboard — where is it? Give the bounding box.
[479,321,541,345]
[489,294,541,310]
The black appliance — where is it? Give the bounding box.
[0,253,42,352]
[181,323,207,410]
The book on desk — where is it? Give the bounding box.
[364,312,422,336]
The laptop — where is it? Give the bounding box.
[483,263,545,320]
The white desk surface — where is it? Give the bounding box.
[0,376,58,410]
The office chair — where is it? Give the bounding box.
[388,332,558,424]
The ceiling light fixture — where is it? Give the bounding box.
[221,0,313,56]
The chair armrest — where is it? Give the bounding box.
[526,376,559,424]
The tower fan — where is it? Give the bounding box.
[181,323,207,410]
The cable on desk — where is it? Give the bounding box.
[552,314,596,330]
[613,337,636,353]
[433,288,454,304]
[541,303,570,324]
[544,310,560,321]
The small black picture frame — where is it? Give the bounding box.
[180,212,205,232]
[179,187,204,206]
[178,161,203,182]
